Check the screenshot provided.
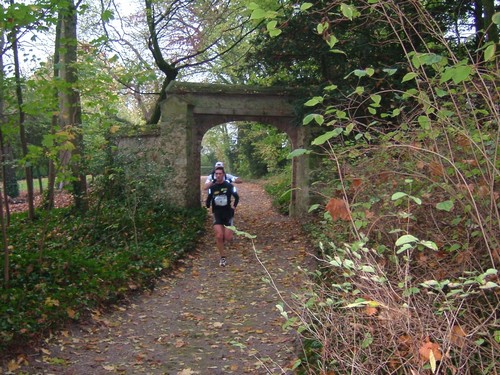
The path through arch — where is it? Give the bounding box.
[16,181,315,374]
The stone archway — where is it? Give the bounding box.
[119,82,310,217]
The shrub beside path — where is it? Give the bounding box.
[13,181,315,375]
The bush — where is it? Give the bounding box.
[287,235,499,374]
[276,1,500,373]
[263,167,292,215]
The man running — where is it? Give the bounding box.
[206,166,239,267]
[204,161,242,191]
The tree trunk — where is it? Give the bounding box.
[1,29,11,226]
[0,136,15,226]
[8,0,36,220]
[0,29,10,287]
[58,0,87,212]
[0,183,9,288]
[2,143,18,200]
[36,166,43,193]
[44,11,64,211]
[45,145,56,211]
[144,0,178,124]
[147,76,172,125]
[482,0,498,44]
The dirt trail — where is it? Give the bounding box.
[12,181,315,375]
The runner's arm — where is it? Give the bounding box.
[204,174,217,191]
[232,188,239,208]
[205,189,212,208]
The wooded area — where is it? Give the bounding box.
[1,0,499,373]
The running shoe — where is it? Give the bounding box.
[219,257,227,267]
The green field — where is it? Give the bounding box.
[16,178,48,195]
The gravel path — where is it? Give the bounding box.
[10,181,315,375]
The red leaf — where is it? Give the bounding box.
[326,198,350,221]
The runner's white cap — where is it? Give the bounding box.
[215,161,224,168]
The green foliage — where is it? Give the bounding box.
[0,201,206,351]
[242,0,414,87]
[262,167,291,215]
[0,1,56,33]
[202,122,291,180]
[5,180,19,198]
[201,124,239,175]
[0,31,141,198]
[237,123,291,178]
[91,139,172,208]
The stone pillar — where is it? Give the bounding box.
[289,125,310,218]
[159,96,200,208]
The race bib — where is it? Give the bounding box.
[214,194,228,206]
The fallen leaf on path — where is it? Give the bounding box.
[7,360,20,372]
[177,369,198,375]
[175,339,186,348]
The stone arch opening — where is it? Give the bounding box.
[200,121,292,181]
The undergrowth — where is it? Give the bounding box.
[259,1,499,374]
[0,199,206,354]
[263,169,292,215]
